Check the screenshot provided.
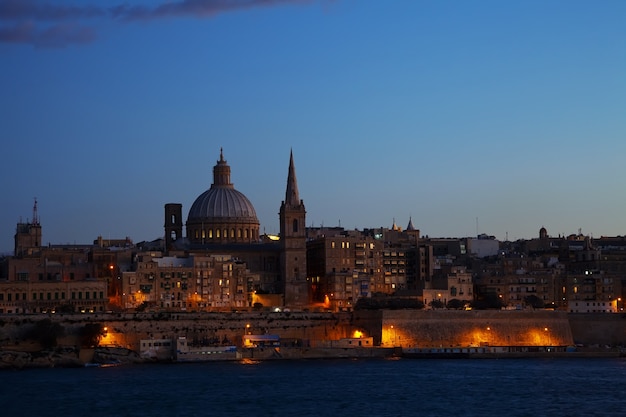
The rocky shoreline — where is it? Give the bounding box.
[2,345,623,370]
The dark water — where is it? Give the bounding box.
[2,358,626,417]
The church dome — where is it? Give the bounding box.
[188,187,257,221]
[186,149,259,244]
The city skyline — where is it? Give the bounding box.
[2,0,625,253]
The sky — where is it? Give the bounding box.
[1,0,625,253]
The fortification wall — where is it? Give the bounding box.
[378,310,574,348]
[1,310,625,358]
[0,311,354,352]
[568,313,626,346]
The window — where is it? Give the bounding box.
[293,219,298,233]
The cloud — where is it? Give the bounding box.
[110,0,314,21]
[0,20,96,47]
[0,0,318,48]
[0,0,105,21]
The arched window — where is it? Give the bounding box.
[216,229,220,238]
[238,229,242,238]
[231,229,235,238]
[223,229,227,239]
[201,229,205,239]
[244,229,249,239]
[194,230,199,239]
[292,219,298,233]
[209,229,213,238]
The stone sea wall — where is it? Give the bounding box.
[1,310,625,368]
[568,313,626,346]
[0,311,355,353]
[377,310,575,348]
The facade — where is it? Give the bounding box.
[307,230,383,310]
[423,266,473,307]
[122,253,260,311]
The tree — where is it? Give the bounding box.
[78,323,105,348]
[23,319,64,350]
[446,299,464,310]
[524,295,545,309]
[471,293,504,310]
[429,300,445,309]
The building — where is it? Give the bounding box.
[122,253,261,311]
[423,266,473,308]
[0,200,110,314]
[307,229,383,310]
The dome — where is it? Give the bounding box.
[186,149,260,244]
[188,187,258,222]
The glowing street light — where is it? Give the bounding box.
[544,327,551,346]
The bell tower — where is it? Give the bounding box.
[14,198,42,257]
[280,150,308,306]
[164,203,183,251]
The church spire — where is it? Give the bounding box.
[285,149,300,206]
[406,216,415,231]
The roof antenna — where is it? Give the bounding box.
[32,197,39,225]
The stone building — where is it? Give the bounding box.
[122,253,261,311]
[307,230,384,310]
[423,266,473,307]
[0,200,110,313]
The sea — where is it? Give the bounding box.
[1,357,625,417]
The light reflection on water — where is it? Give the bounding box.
[1,358,626,417]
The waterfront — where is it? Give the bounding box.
[1,358,625,416]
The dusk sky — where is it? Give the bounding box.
[1,0,625,253]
